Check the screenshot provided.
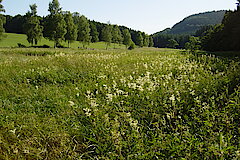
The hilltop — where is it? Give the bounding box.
[154,10,226,35]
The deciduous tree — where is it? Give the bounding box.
[0,0,5,40]
[90,22,99,43]
[44,0,66,47]
[112,25,123,48]
[64,11,77,48]
[25,4,43,45]
[136,32,143,47]
[76,15,91,48]
[123,29,132,48]
[102,24,112,49]
[167,39,179,48]
[149,36,154,47]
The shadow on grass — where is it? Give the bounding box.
[181,50,240,60]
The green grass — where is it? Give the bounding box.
[0,33,125,49]
[0,47,239,159]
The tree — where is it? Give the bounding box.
[185,36,201,54]
[48,0,61,15]
[90,22,99,43]
[101,24,112,49]
[44,0,66,47]
[123,29,132,48]
[167,39,179,48]
[112,25,123,48]
[76,15,91,48]
[24,4,43,45]
[136,32,143,47]
[64,11,77,48]
[143,34,150,47]
[0,0,5,40]
[149,36,154,47]
[0,0,4,13]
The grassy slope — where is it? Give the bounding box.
[0,33,125,49]
[0,48,239,159]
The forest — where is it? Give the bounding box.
[152,8,240,52]
[0,0,154,49]
[1,0,240,52]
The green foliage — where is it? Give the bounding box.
[112,25,123,48]
[167,39,179,48]
[90,22,99,43]
[153,34,190,49]
[128,41,135,50]
[44,14,66,47]
[48,0,61,15]
[149,36,154,47]
[29,4,37,17]
[0,0,5,40]
[101,24,112,50]
[76,15,91,49]
[24,4,43,46]
[0,48,239,159]
[123,29,132,48]
[0,0,4,13]
[136,32,143,47]
[143,34,150,47]
[185,36,201,53]
[44,0,66,47]
[64,11,77,48]
[25,17,43,45]
[165,10,226,35]
[201,10,240,51]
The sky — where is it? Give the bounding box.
[2,0,237,34]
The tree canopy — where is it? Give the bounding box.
[76,15,91,48]
[24,4,43,45]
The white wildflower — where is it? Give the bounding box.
[106,94,113,101]
[83,108,92,117]
[68,101,75,106]
[169,94,175,102]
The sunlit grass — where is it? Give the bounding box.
[0,47,239,159]
[0,33,126,49]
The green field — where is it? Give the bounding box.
[0,47,239,159]
[0,33,125,49]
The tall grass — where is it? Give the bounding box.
[0,48,239,159]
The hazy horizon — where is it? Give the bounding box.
[2,0,237,34]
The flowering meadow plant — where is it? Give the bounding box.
[0,48,239,159]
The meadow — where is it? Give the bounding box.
[0,46,239,159]
[0,33,125,49]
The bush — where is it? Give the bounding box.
[128,41,135,50]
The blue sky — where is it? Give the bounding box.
[2,0,237,34]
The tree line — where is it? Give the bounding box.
[0,0,154,49]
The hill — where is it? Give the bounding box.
[154,10,226,36]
